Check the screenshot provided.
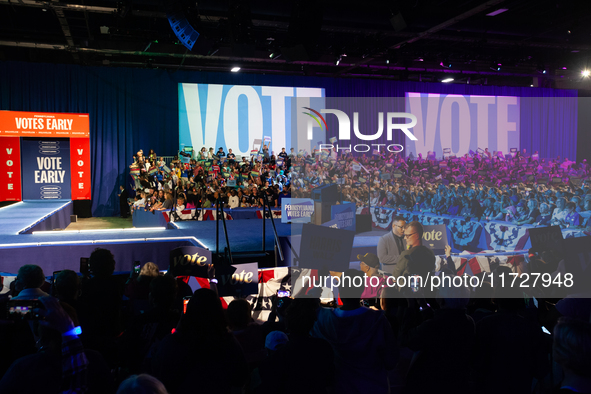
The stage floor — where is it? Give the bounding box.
[0,200,72,235]
[0,202,386,275]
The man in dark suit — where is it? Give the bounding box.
[118,185,129,218]
[377,215,406,275]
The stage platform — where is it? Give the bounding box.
[0,200,73,234]
[0,200,387,276]
[0,203,533,284]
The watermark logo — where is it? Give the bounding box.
[302,107,328,132]
[304,108,418,153]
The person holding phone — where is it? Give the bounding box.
[125,262,160,302]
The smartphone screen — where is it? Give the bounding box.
[7,300,42,320]
[79,258,89,275]
[134,261,141,274]
[277,290,291,298]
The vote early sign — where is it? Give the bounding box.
[0,111,91,202]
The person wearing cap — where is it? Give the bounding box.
[264,331,289,353]
[358,253,386,302]
[377,215,406,275]
[217,147,225,158]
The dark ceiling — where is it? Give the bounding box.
[1,0,591,87]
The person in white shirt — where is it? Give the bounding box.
[12,265,49,300]
[133,191,147,211]
[228,190,240,208]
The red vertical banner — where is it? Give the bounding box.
[0,137,22,201]
[70,138,91,200]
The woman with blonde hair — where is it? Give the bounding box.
[125,262,160,301]
[140,262,160,278]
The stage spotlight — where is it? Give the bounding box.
[582,70,590,77]
[231,67,241,72]
[442,78,454,83]
[440,58,451,68]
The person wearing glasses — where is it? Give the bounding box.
[391,221,436,280]
[377,216,406,275]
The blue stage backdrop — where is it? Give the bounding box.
[0,61,578,217]
[21,138,71,200]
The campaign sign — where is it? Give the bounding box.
[299,223,355,272]
[21,138,71,200]
[216,262,259,297]
[168,246,213,278]
[528,226,565,255]
[422,224,448,255]
[331,203,356,232]
[281,198,314,223]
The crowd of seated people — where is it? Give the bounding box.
[127,144,292,214]
[2,241,591,393]
[126,144,590,234]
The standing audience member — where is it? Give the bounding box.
[151,288,248,394]
[402,282,475,394]
[78,248,123,366]
[553,317,591,393]
[312,269,398,394]
[258,298,334,394]
[474,287,549,394]
[118,186,129,218]
[227,299,266,369]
